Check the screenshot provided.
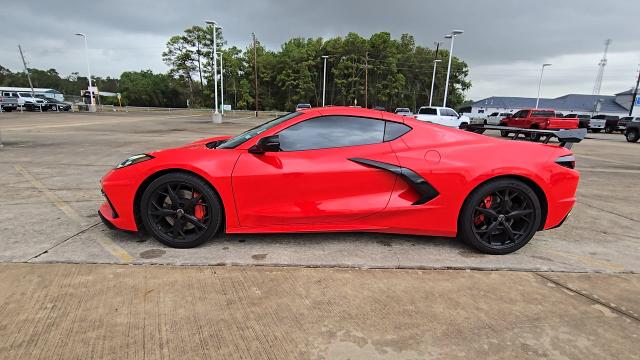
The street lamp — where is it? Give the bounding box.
[205,20,221,123]
[535,63,552,109]
[429,59,442,107]
[322,55,329,107]
[74,33,96,112]
[218,51,224,115]
[442,30,464,108]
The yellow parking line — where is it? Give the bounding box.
[96,238,134,263]
[15,164,133,263]
[14,164,85,224]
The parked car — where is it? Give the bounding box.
[486,112,512,125]
[499,109,578,138]
[99,106,583,254]
[617,116,640,132]
[624,119,640,142]
[589,115,620,133]
[564,114,591,129]
[295,103,312,111]
[12,92,48,111]
[35,95,71,111]
[0,91,18,112]
[373,105,386,111]
[414,106,470,128]
[394,107,413,116]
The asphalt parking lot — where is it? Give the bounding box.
[1,110,640,359]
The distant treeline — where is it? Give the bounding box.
[1,30,471,110]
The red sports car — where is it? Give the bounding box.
[99,107,584,254]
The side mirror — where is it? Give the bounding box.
[248,135,280,154]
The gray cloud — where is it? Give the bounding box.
[1,0,638,100]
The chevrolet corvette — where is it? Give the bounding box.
[99,107,585,254]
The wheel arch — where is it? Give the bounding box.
[459,174,548,231]
[133,168,226,233]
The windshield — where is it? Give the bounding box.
[19,93,33,97]
[217,112,301,149]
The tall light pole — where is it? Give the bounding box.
[322,55,329,107]
[218,51,224,115]
[535,63,552,109]
[205,20,221,123]
[442,30,464,108]
[429,59,442,107]
[74,33,96,112]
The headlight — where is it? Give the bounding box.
[115,154,154,169]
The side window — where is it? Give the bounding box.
[278,116,385,151]
[419,107,437,115]
[512,110,525,118]
[384,122,411,141]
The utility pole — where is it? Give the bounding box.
[205,20,221,123]
[17,45,35,98]
[18,45,39,112]
[364,51,368,109]
[253,32,259,117]
[629,66,640,116]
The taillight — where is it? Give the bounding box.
[555,155,575,169]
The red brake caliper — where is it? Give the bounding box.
[193,192,206,220]
[474,195,493,225]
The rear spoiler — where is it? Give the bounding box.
[465,125,587,149]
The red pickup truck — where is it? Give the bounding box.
[500,109,579,130]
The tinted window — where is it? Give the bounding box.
[418,107,437,115]
[489,112,499,116]
[512,110,526,118]
[384,122,411,141]
[278,116,384,151]
[592,115,605,119]
[500,113,511,116]
[531,110,555,117]
[218,112,301,149]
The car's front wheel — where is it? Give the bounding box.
[140,173,222,248]
[625,129,640,143]
[458,178,542,255]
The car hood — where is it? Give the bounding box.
[182,135,233,148]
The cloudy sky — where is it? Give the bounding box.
[1,0,638,100]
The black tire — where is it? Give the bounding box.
[4,108,12,112]
[140,173,222,248]
[591,129,601,133]
[458,178,542,255]
[625,129,640,143]
[604,126,614,134]
[529,132,540,141]
[500,130,510,137]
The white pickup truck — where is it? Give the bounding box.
[414,106,470,128]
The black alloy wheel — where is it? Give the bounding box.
[459,179,541,254]
[141,173,222,248]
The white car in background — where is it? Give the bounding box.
[486,112,512,125]
[414,106,470,128]
[394,107,413,116]
[14,92,47,111]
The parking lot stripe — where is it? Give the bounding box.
[2,114,205,131]
[14,164,134,263]
[96,238,134,263]
[14,164,85,224]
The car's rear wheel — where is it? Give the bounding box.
[625,129,640,143]
[605,126,614,134]
[500,130,510,137]
[140,173,222,248]
[458,179,541,255]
